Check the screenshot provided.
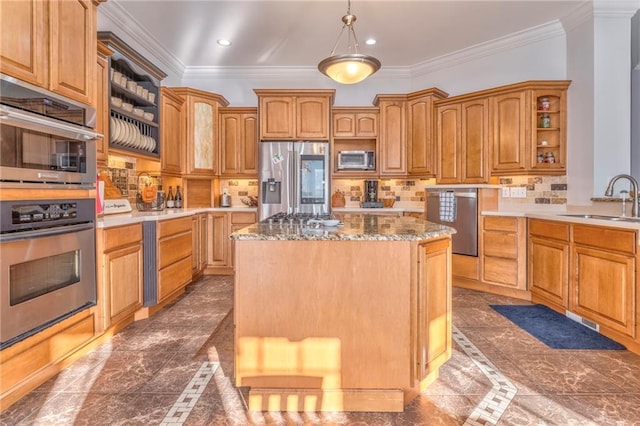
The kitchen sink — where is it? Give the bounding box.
[559,214,640,223]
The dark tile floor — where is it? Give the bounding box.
[2,275,640,425]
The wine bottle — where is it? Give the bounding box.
[166,186,175,208]
[175,186,183,208]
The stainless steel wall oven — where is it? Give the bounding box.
[0,73,100,187]
[0,198,96,349]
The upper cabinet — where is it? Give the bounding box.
[98,32,167,160]
[219,107,258,177]
[406,88,448,177]
[374,95,407,177]
[95,41,114,167]
[1,0,99,106]
[490,81,570,175]
[333,108,378,138]
[255,89,334,140]
[171,87,229,176]
[160,87,185,177]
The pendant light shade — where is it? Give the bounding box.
[318,0,381,84]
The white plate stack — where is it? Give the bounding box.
[110,116,157,153]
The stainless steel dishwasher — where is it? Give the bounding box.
[426,188,478,256]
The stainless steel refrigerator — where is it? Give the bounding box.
[258,141,330,220]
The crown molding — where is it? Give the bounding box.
[593,0,640,17]
[97,1,185,78]
[182,65,410,81]
[410,20,565,78]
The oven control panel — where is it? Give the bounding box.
[12,202,78,224]
[0,199,94,233]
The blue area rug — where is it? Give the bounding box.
[490,304,625,350]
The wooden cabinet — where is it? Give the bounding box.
[406,89,448,177]
[528,219,570,311]
[160,87,185,176]
[192,213,207,279]
[481,216,526,292]
[172,87,229,176]
[375,95,407,176]
[95,41,113,167]
[570,225,636,338]
[490,81,570,175]
[97,223,143,333]
[1,0,98,106]
[435,98,489,184]
[332,108,378,138]
[98,32,166,160]
[255,90,334,140]
[156,217,193,303]
[206,210,257,275]
[219,107,258,177]
[415,237,452,383]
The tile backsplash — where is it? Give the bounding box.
[219,179,259,207]
[331,178,435,209]
[498,175,568,206]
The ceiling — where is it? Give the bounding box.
[100,0,587,72]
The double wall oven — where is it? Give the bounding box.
[0,73,101,349]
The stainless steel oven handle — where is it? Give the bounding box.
[0,105,102,141]
[0,223,94,243]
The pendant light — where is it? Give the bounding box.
[318,0,381,84]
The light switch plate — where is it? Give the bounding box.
[510,187,527,198]
[502,187,511,198]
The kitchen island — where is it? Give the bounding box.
[231,213,455,412]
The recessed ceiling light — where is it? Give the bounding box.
[365,38,377,46]
[217,39,232,47]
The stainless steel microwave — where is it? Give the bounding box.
[337,150,375,170]
[0,74,100,187]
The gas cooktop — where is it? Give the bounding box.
[262,212,333,225]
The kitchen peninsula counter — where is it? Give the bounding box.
[231,214,455,412]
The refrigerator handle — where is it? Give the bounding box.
[290,149,298,214]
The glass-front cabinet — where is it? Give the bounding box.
[98,32,167,159]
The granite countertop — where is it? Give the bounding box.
[230,213,456,241]
[97,206,257,228]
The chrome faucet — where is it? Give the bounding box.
[605,174,639,217]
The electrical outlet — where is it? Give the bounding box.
[502,187,510,198]
[510,187,527,198]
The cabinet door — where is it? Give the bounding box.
[95,43,111,166]
[49,0,95,105]
[461,99,489,183]
[407,97,435,176]
[191,215,200,275]
[220,111,258,176]
[160,87,184,175]
[436,104,461,184]
[242,113,258,175]
[491,91,528,173]
[296,96,329,139]
[570,246,635,337]
[0,0,46,87]
[104,244,143,325]
[333,113,356,137]
[208,213,230,267]
[415,238,451,381]
[528,235,569,309]
[198,213,207,271]
[378,100,407,176]
[187,97,217,175]
[482,216,526,290]
[259,96,295,139]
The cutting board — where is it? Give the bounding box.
[331,190,345,207]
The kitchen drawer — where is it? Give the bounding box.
[573,225,636,255]
[483,257,518,286]
[529,219,569,241]
[483,232,517,258]
[158,216,192,238]
[231,211,257,224]
[102,224,142,250]
[158,232,192,269]
[483,216,517,232]
[158,256,193,301]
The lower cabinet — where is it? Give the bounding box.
[415,237,452,384]
[481,216,527,292]
[207,211,257,275]
[528,219,638,349]
[157,217,193,303]
[192,213,207,279]
[97,223,143,333]
[528,219,570,311]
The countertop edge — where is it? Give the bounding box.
[98,207,257,228]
